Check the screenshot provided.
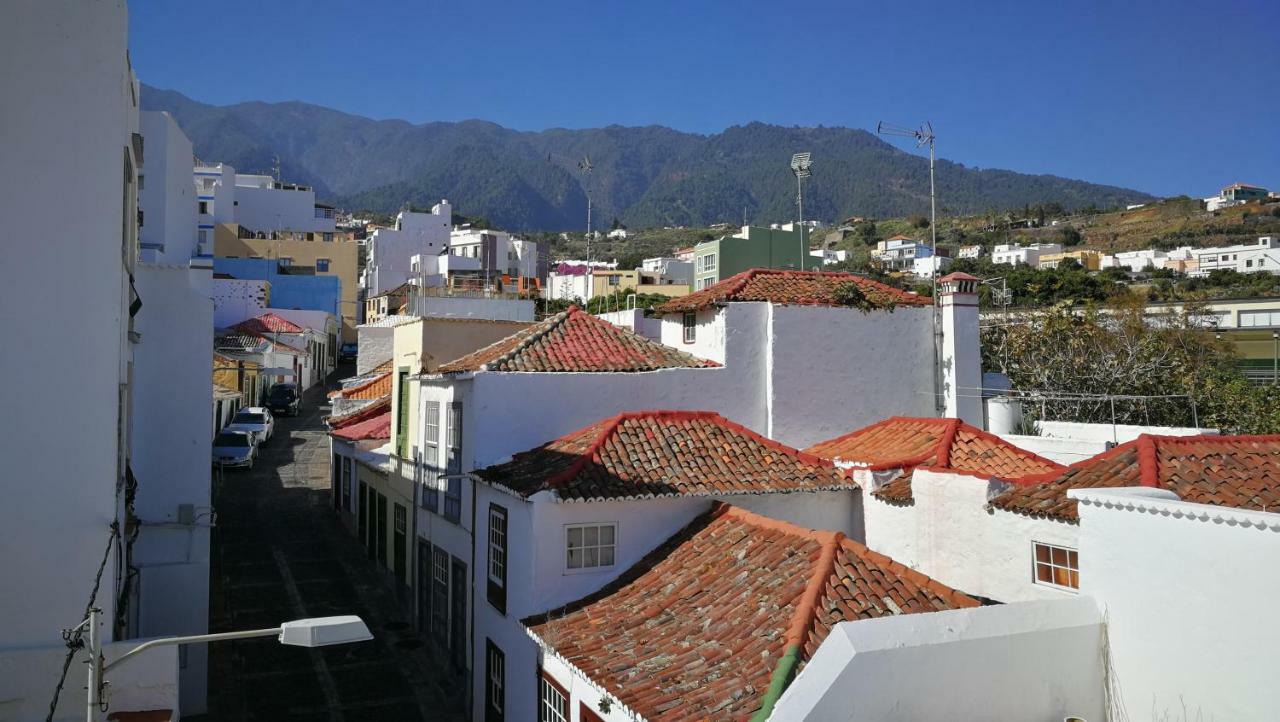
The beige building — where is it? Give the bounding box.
[1038,249,1103,270]
[592,269,690,299]
[214,223,360,341]
[365,282,414,325]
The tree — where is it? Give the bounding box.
[611,217,624,230]
[1058,226,1082,246]
[908,214,930,229]
[983,298,1280,433]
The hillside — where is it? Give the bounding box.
[141,86,1154,231]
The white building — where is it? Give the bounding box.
[810,248,851,266]
[771,484,1280,722]
[957,244,985,259]
[606,227,627,239]
[362,204,452,297]
[911,254,953,278]
[640,256,693,284]
[1100,248,1169,272]
[447,227,542,284]
[1191,236,1280,276]
[990,241,1063,267]
[230,173,337,235]
[0,1,180,717]
[872,235,932,269]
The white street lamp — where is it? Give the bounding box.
[81,609,371,721]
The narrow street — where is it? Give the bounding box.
[204,372,466,722]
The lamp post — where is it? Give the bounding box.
[1273,330,1278,384]
[790,153,812,271]
[81,610,371,721]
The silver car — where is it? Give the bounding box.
[213,430,257,469]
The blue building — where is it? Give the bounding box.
[213,258,341,318]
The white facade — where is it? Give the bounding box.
[407,295,536,322]
[594,308,662,340]
[212,277,270,328]
[545,271,592,302]
[1191,236,1280,276]
[911,254,953,278]
[957,244,984,259]
[1100,248,1168,272]
[810,248,850,266]
[640,257,693,284]
[990,242,1062,267]
[232,173,336,235]
[139,111,198,264]
[362,204,452,296]
[0,2,179,718]
[1073,488,1280,722]
[873,237,931,269]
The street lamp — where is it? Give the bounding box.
[790,152,812,272]
[80,609,371,721]
[1273,330,1278,384]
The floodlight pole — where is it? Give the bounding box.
[796,172,805,271]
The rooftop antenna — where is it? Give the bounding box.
[878,120,942,413]
[578,156,594,264]
[790,152,813,271]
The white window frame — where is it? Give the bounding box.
[682,311,696,344]
[487,641,505,716]
[1032,541,1079,592]
[564,522,617,573]
[488,506,507,587]
[699,253,717,273]
[539,674,568,722]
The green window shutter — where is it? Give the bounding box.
[396,369,409,456]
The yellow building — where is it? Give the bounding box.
[213,351,261,407]
[592,269,690,299]
[1147,297,1280,384]
[1038,249,1103,270]
[214,223,360,341]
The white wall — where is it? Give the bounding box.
[1074,488,1280,722]
[233,179,333,234]
[356,326,395,374]
[767,304,936,448]
[0,0,136,649]
[997,433,1110,465]
[409,296,535,322]
[130,263,214,715]
[727,489,862,540]
[363,206,450,296]
[212,278,270,328]
[0,639,179,722]
[594,308,661,340]
[139,111,197,264]
[771,596,1104,722]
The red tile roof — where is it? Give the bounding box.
[804,417,1064,502]
[330,411,391,441]
[655,269,930,313]
[990,433,1280,521]
[524,503,977,721]
[231,312,306,335]
[476,410,853,501]
[329,371,392,400]
[438,306,718,373]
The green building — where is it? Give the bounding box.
[692,225,811,289]
[1222,183,1269,203]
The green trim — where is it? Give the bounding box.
[751,644,802,722]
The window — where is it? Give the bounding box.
[699,253,717,273]
[608,274,620,286]
[316,258,330,272]
[306,232,315,241]
[394,504,406,534]
[539,673,568,722]
[485,640,505,722]
[198,200,208,214]
[1033,542,1079,591]
[138,174,145,190]
[566,523,616,571]
[579,703,606,722]
[279,257,292,267]
[423,400,441,511]
[682,311,696,344]
[323,232,334,242]
[1240,309,1280,328]
[198,229,209,245]
[442,402,463,522]
[396,370,410,457]
[431,546,449,641]
[488,505,508,613]
[340,456,352,511]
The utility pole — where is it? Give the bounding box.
[578,156,594,264]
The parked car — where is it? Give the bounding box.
[225,407,274,444]
[266,383,300,416]
[212,430,257,469]
[339,343,358,364]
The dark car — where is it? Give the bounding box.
[266,383,300,416]
[339,342,358,364]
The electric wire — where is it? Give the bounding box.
[45,521,120,722]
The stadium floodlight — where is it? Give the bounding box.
[791,153,813,270]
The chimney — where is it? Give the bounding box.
[937,273,983,426]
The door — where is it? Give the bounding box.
[393,504,407,586]
[484,640,504,722]
[357,482,369,548]
[376,493,389,566]
[449,557,467,670]
[332,454,341,510]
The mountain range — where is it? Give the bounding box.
[142,85,1155,231]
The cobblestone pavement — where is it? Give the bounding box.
[203,373,466,721]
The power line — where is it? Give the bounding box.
[46,522,119,722]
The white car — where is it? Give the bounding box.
[225,407,274,445]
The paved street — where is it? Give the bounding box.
[204,373,466,721]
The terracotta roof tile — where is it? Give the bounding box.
[656,269,930,313]
[331,371,392,401]
[231,312,305,334]
[804,417,1063,502]
[991,434,1280,520]
[524,504,976,721]
[330,411,391,441]
[327,397,391,428]
[438,306,717,373]
[476,411,852,501]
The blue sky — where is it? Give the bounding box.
[130,0,1278,198]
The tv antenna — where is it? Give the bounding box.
[790,152,813,271]
[578,156,594,263]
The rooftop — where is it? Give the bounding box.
[329,371,392,401]
[990,433,1280,521]
[230,312,305,335]
[330,411,391,441]
[804,417,1064,502]
[524,503,977,721]
[438,306,718,373]
[655,268,929,313]
[476,410,851,502]
[327,397,391,428]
